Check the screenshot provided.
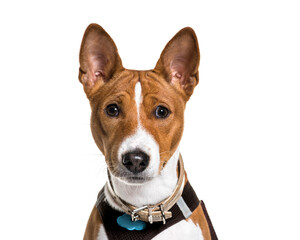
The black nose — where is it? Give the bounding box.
[122,151,149,174]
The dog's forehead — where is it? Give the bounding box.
[90,69,183,107]
[90,70,137,103]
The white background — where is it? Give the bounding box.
[0,0,299,239]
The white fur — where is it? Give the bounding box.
[152,219,204,240]
[135,82,142,117]
[97,225,108,240]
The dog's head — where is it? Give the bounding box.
[79,24,200,184]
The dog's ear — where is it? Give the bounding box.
[79,24,123,96]
[154,27,200,99]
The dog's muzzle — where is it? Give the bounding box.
[106,155,185,224]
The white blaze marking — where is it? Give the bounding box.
[135,81,142,119]
[118,81,160,175]
[115,82,159,185]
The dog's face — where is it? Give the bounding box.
[79,24,200,184]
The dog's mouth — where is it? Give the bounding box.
[124,176,153,184]
[109,168,154,185]
[117,174,154,184]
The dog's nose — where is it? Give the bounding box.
[122,151,149,174]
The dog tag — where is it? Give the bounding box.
[117,213,146,231]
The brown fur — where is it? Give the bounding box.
[189,204,212,240]
[83,206,102,240]
[183,173,211,239]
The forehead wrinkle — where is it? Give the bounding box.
[104,92,130,104]
[95,70,138,94]
[141,74,174,98]
[143,71,166,86]
[142,70,187,101]
[142,90,174,109]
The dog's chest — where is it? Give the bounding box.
[97,220,203,240]
[152,220,203,240]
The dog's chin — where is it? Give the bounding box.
[110,170,154,185]
[122,176,153,185]
[117,175,154,185]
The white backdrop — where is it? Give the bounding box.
[0,0,299,239]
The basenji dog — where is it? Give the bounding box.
[79,24,217,240]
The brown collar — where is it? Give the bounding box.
[106,156,185,224]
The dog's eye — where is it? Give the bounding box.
[155,106,170,119]
[105,104,119,117]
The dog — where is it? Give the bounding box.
[78,24,217,240]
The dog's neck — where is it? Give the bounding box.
[106,148,180,211]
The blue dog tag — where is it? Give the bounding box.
[117,213,146,231]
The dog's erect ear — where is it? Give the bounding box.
[154,27,200,99]
[79,24,123,96]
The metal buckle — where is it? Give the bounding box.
[131,205,147,222]
[131,204,166,224]
[148,207,153,224]
[160,204,166,224]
